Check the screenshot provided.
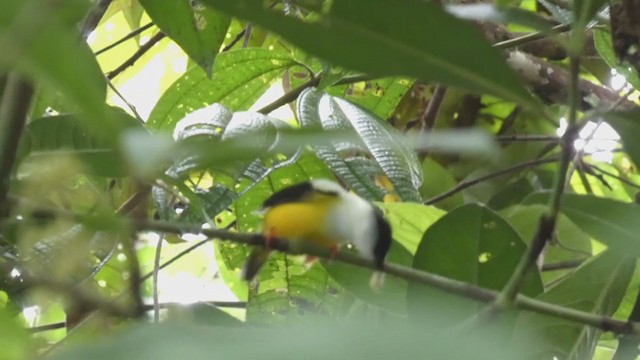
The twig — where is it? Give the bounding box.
[424,157,559,205]
[116,186,152,215]
[0,74,33,219]
[152,235,164,323]
[27,322,66,333]
[590,164,640,190]
[243,24,253,48]
[107,32,166,80]
[106,79,144,123]
[135,219,638,335]
[493,23,572,49]
[418,85,447,133]
[541,258,588,271]
[95,22,155,56]
[495,135,560,143]
[222,28,247,52]
[79,0,113,40]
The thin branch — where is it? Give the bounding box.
[79,0,113,40]
[494,55,581,310]
[0,74,33,219]
[541,258,588,271]
[152,235,164,323]
[107,32,166,80]
[222,28,247,52]
[106,79,144,123]
[590,164,640,190]
[419,85,447,132]
[135,219,638,335]
[493,23,572,49]
[95,22,155,56]
[424,157,559,205]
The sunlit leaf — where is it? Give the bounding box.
[602,111,640,168]
[139,0,230,75]
[147,49,299,131]
[201,0,537,109]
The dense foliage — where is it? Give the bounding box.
[2,0,640,359]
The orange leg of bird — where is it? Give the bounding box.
[265,228,276,248]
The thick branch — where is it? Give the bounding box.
[506,51,637,111]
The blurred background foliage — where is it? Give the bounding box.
[1,0,640,359]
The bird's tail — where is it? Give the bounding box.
[241,247,272,281]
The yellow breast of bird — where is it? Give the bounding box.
[262,199,339,248]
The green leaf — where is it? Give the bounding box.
[22,110,141,177]
[147,49,299,131]
[501,204,592,284]
[297,88,422,202]
[524,192,640,255]
[201,0,537,109]
[488,177,534,210]
[419,158,464,210]
[138,0,230,76]
[593,30,640,90]
[0,308,33,360]
[602,111,640,168]
[338,77,414,120]
[513,252,634,360]
[408,204,543,324]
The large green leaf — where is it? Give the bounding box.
[512,252,634,360]
[408,204,543,325]
[524,192,640,255]
[21,109,142,177]
[139,0,230,75]
[602,111,640,169]
[200,0,537,109]
[147,49,298,131]
[46,320,525,360]
[297,88,422,202]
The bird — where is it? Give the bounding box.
[241,179,392,290]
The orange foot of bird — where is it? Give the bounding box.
[265,228,276,248]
